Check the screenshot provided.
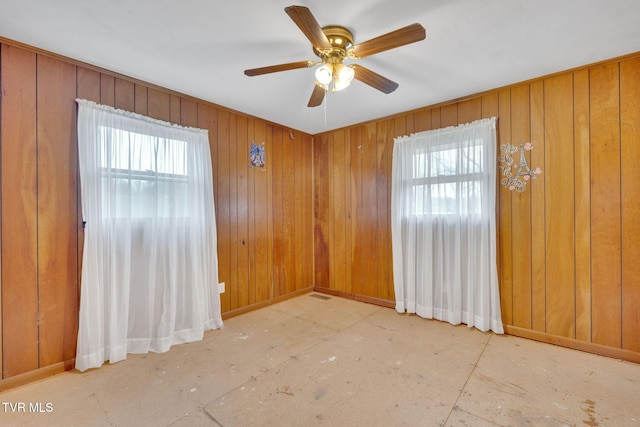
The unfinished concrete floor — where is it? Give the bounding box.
[1,293,639,426]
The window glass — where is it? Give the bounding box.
[99,126,189,218]
[410,141,484,215]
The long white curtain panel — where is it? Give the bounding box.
[391,118,503,334]
[75,99,223,371]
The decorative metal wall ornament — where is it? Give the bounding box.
[250,141,266,169]
[498,142,542,192]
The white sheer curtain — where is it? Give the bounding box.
[75,99,223,371]
[391,117,503,334]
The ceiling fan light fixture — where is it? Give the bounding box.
[332,62,354,92]
[315,63,333,85]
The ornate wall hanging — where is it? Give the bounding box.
[250,141,266,169]
[498,142,542,192]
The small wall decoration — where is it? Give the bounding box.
[498,142,542,192]
[250,141,266,169]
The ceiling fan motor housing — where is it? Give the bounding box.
[313,26,354,61]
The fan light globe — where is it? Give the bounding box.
[336,63,354,83]
[315,64,333,85]
[332,63,355,92]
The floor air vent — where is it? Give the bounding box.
[309,293,332,301]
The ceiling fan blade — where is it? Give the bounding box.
[244,60,314,76]
[308,83,326,107]
[352,65,399,94]
[285,6,332,50]
[351,23,426,59]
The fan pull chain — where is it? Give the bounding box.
[324,89,328,127]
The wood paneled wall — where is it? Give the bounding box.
[0,42,314,383]
[313,53,640,361]
[1,36,638,387]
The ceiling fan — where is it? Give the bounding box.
[244,5,426,107]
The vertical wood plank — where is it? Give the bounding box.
[431,107,441,129]
[305,133,315,287]
[387,117,394,301]
[544,74,575,338]
[100,74,115,107]
[327,132,335,290]
[343,130,352,293]
[134,84,148,115]
[77,68,101,102]
[293,129,305,290]
[376,121,390,300]
[235,115,249,306]
[498,89,513,326]
[573,70,592,342]
[169,94,181,124]
[114,78,134,111]
[36,55,79,367]
[180,98,198,127]
[529,80,547,332]
[414,110,431,133]
[405,111,415,135]
[282,127,296,294]
[590,63,622,347]
[271,126,284,296]
[332,131,347,292]
[314,134,330,288]
[458,98,482,124]
[510,84,532,329]
[350,127,363,296]
[481,93,499,120]
[620,57,640,352]
[361,123,378,297]
[254,121,270,302]
[266,125,274,299]
[147,88,170,122]
[441,103,457,127]
[216,110,231,313]
[1,45,39,377]
[228,114,239,308]
[247,119,256,303]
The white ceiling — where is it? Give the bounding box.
[1,0,639,134]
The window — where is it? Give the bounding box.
[410,141,484,215]
[390,118,503,334]
[99,126,188,218]
[75,99,223,372]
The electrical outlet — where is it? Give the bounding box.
[219,282,225,294]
